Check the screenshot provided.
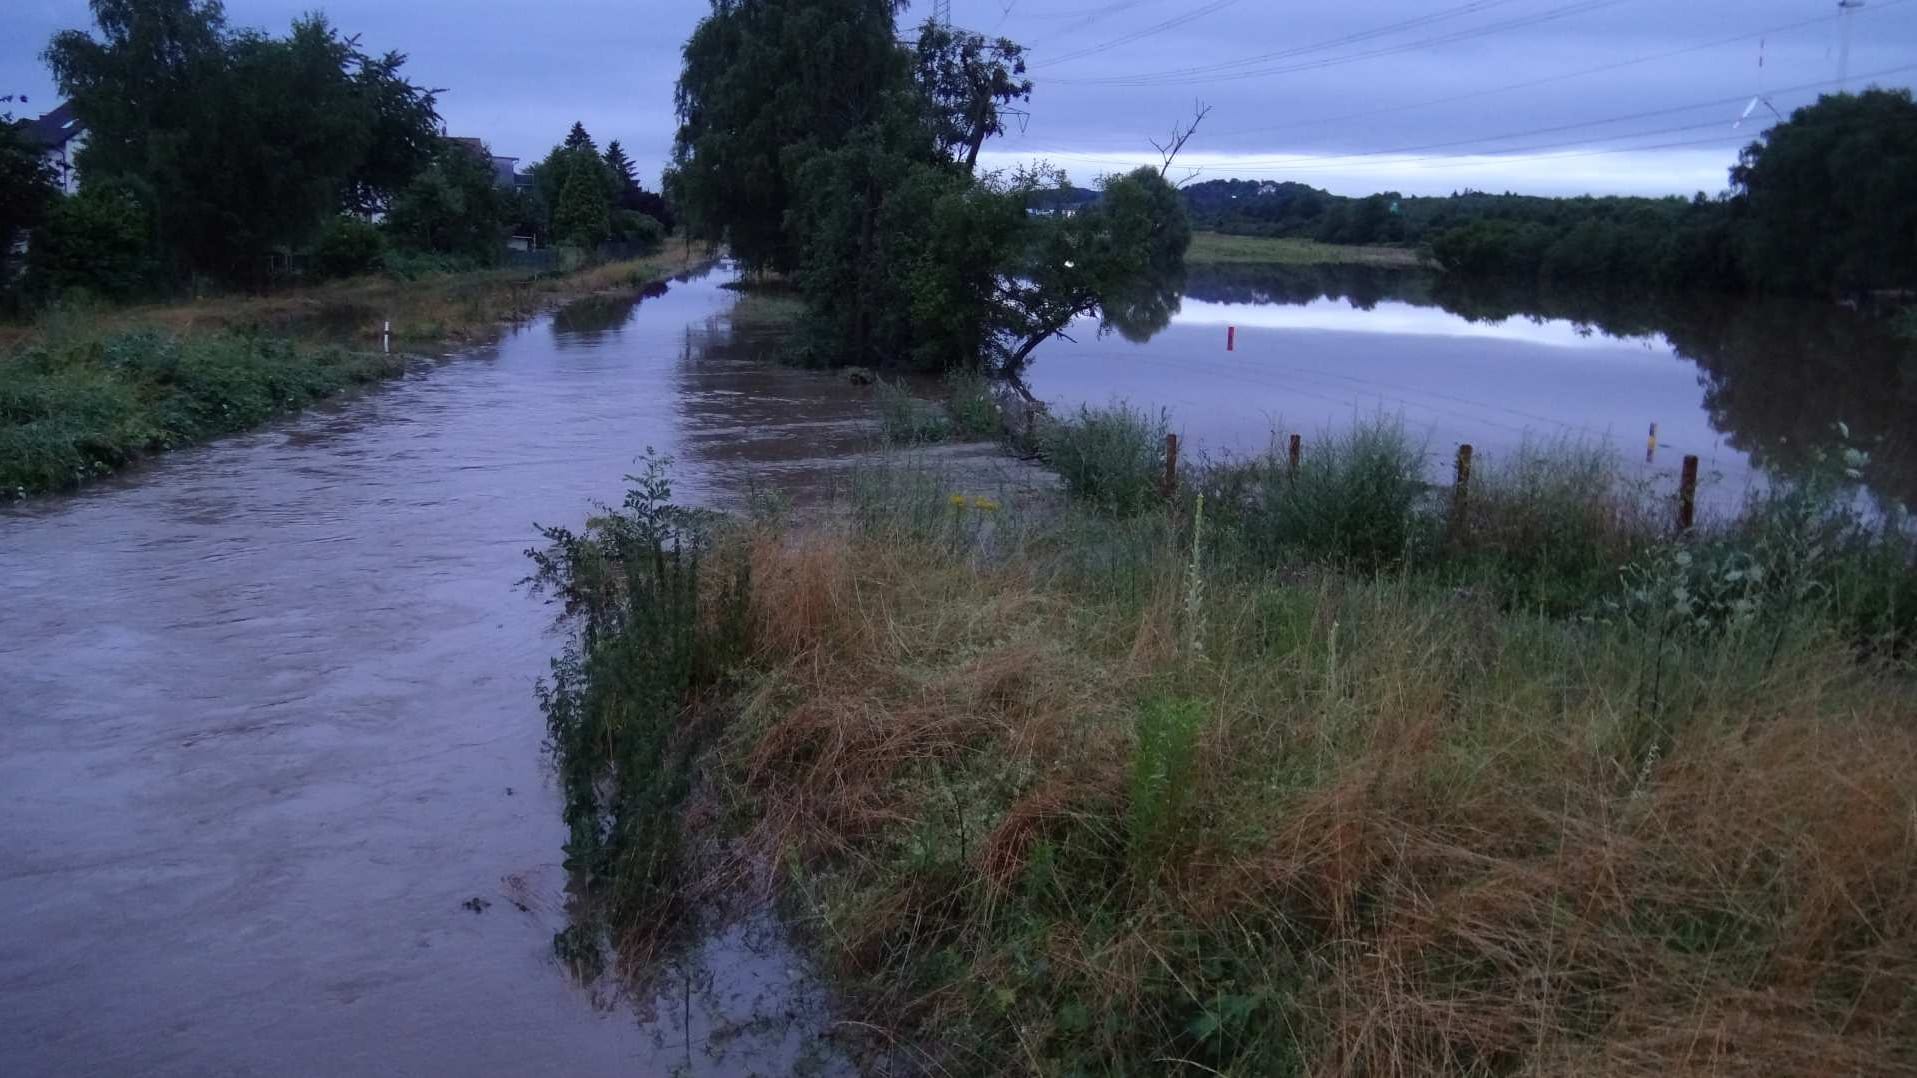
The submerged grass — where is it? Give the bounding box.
[536,411,1917,1074]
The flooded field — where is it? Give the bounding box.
[3,258,1906,1075]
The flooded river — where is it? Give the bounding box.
[0,269,880,1076]
[3,260,1909,1075]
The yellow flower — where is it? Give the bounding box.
[971,496,1001,512]
[949,493,968,508]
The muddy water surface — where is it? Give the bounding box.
[1,268,881,1076]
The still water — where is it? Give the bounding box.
[2,260,1907,1075]
[1027,262,1917,509]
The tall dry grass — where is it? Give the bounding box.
[703,475,1917,1076]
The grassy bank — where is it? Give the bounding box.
[1187,231,1426,268]
[533,413,1917,1075]
[1,247,706,497]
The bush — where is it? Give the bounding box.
[875,378,952,444]
[610,210,665,252]
[944,368,1002,437]
[1042,402,1169,514]
[27,183,154,300]
[311,215,387,279]
[1230,414,1433,573]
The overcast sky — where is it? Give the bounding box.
[5,0,1914,197]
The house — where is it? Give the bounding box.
[22,102,85,195]
[448,136,519,190]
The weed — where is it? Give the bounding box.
[944,368,1002,437]
[874,379,953,444]
[1041,402,1169,514]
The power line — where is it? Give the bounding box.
[1032,0,1244,68]
[1048,0,1529,84]
[1050,0,1642,86]
[1021,61,1917,174]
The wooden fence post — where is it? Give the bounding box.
[1451,444,1474,540]
[1677,455,1699,532]
[1162,433,1179,499]
[1287,433,1302,481]
[1645,421,1658,463]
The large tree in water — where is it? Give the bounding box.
[669,0,1191,374]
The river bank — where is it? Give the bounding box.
[541,405,1917,1075]
[0,246,707,497]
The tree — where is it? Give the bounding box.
[913,22,1031,172]
[553,151,610,248]
[603,140,636,196]
[671,0,912,273]
[1733,88,1917,296]
[44,0,440,284]
[1,110,58,280]
[563,121,596,155]
[384,138,506,265]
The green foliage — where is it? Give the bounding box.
[382,139,506,266]
[553,151,612,249]
[0,328,392,496]
[524,454,751,936]
[27,182,155,299]
[1041,402,1169,515]
[0,110,58,281]
[944,368,1001,436]
[671,0,911,275]
[1218,89,1917,298]
[874,379,953,444]
[672,3,1190,373]
[608,210,664,251]
[45,1,441,285]
[1232,416,1434,574]
[1734,88,1917,296]
[311,215,387,279]
[1127,695,1205,873]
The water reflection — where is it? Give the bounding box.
[1035,261,1916,506]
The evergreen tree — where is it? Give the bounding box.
[553,151,609,247]
[603,140,637,199]
[563,121,596,155]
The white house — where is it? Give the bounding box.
[23,102,85,195]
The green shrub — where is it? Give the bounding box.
[524,454,751,952]
[1042,402,1169,515]
[1236,415,1432,572]
[611,210,665,252]
[312,215,387,279]
[944,368,1001,437]
[28,183,154,300]
[1128,695,1206,874]
[875,378,952,444]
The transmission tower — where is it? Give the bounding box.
[1838,0,1866,90]
[933,0,953,27]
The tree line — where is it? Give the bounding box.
[1185,88,1917,300]
[667,0,1192,376]
[0,0,674,305]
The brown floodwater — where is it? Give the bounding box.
[0,267,921,1076]
[4,259,1906,1076]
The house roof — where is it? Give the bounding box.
[22,102,83,149]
